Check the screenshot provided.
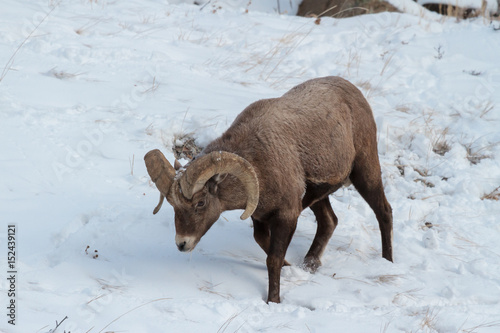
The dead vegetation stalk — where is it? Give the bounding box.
[481,185,500,201]
[0,1,62,83]
[99,298,171,333]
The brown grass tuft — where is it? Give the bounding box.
[479,100,495,118]
[464,143,492,165]
[432,127,451,156]
[419,308,440,332]
[481,186,500,201]
[172,133,202,160]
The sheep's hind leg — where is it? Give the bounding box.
[349,158,393,262]
[303,198,338,272]
[253,218,290,266]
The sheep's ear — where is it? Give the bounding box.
[208,174,225,195]
[174,159,182,170]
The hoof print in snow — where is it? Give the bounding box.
[85,245,99,259]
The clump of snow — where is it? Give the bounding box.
[1,0,499,332]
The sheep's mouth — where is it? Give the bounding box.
[175,235,198,252]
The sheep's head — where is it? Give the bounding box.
[144,149,259,252]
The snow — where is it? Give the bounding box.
[1,0,500,332]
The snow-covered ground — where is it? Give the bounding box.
[1,0,500,332]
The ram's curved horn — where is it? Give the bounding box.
[179,151,259,220]
[152,194,165,215]
[144,149,176,214]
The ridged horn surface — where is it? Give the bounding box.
[179,151,259,220]
[144,149,176,213]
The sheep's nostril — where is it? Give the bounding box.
[175,235,196,252]
[177,241,187,252]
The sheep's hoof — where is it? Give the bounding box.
[303,256,321,273]
[267,295,281,304]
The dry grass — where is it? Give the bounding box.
[298,0,398,19]
[333,273,374,286]
[98,298,171,333]
[432,127,452,156]
[434,44,445,59]
[145,123,154,136]
[459,320,500,333]
[420,308,440,331]
[371,274,404,285]
[241,26,312,87]
[356,79,386,100]
[409,108,454,161]
[392,288,423,304]
[451,99,496,120]
[380,51,396,76]
[481,185,500,201]
[172,132,202,160]
[432,139,452,156]
[218,311,243,333]
[461,136,499,165]
[395,104,412,114]
[46,67,83,80]
[75,18,106,35]
[94,277,128,292]
[380,321,391,333]
[478,100,495,118]
[345,46,362,77]
[141,76,160,94]
[1,2,61,83]
[198,280,233,300]
[423,0,496,21]
[415,178,435,188]
[464,142,492,165]
[356,80,372,92]
[453,232,483,251]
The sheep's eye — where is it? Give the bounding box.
[196,200,205,208]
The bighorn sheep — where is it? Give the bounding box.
[145,76,393,304]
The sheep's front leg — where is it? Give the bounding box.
[266,217,297,304]
[253,218,291,267]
